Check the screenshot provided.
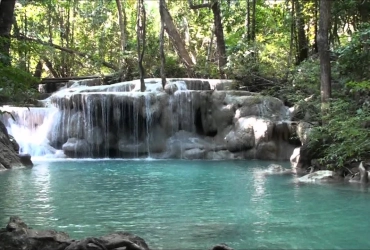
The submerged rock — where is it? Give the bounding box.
[0,216,150,250]
[18,154,33,167]
[211,243,234,250]
[263,164,292,175]
[298,170,335,183]
[349,162,369,184]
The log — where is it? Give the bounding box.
[40,74,115,84]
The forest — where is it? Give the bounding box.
[0,0,370,169]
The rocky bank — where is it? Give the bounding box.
[0,217,233,250]
[0,120,33,170]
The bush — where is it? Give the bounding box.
[0,63,38,105]
[308,98,370,167]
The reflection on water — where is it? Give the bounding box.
[0,160,370,249]
[32,165,54,221]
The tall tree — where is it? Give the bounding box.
[295,0,308,64]
[318,0,331,116]
[136,0,146,92]
[211,1,227,78]
[159,0,166,88]
[0,0,16,65]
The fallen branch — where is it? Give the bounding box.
[12,35,119,71]
[251,73,276,84]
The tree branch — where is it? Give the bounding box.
[187,0,210,9]
[11,35,119,71]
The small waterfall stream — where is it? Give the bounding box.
[1,107,59,157]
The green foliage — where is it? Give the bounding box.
[335,25,370,81]
[0,63,38,105]
[308,98,370,167]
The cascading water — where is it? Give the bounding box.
[0,79,205,159]
[0,106,60,157]
[0,78,293,161]
[144,94,152,157]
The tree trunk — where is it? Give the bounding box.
[313,0,318,53]
[136,0,146,92]
[211,1,227,79]
[295,0,308,64]
[187,0,226,78]
[207,24,215,62]
[358,1,370,23]
[0,0,16,65]
[42,57,60,78]
[251,0,256,41]
[162,0,194,75]
[318,0,331,117]
[159,0,166,89]
[116,0,126,65]
[246,0,250,40]
[286,0,295,79]
[33,60,43,78]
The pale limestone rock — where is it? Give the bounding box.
[298,170,335,183]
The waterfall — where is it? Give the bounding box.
[144,94,152,158]
[0,78,234,159]
[0,106,59,157]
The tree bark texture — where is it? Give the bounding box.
[116,0,126,65]
[211,1,227,79]
[0,0,16,65]
[159,0,166,88]
[318,0,331,112]
[136,0,146,92]
[295,0,308,64]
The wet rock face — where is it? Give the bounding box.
[0,121,33,170]
[34,79,297,160]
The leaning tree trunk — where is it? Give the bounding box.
[211,1,227,79]
[136,0,146,92]
[318,0,331,118]
[159,0,166,88]
[0,0,16,66]
[161,0,194,76]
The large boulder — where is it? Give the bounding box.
[0,121,32,169]
[62,138,90,157]
[298,170,336,183]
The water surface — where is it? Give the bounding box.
[0,160,369,249]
